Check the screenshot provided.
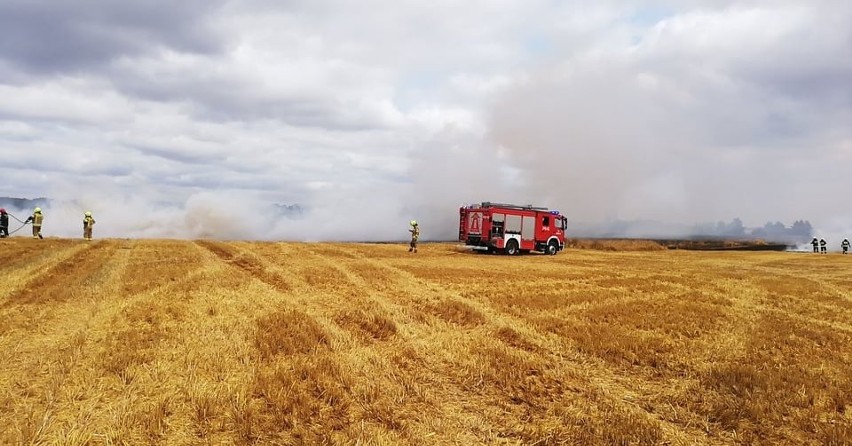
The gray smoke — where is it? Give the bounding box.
[486,3,852,236]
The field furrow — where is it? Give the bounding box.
[0,240,90,302]
[0,239,849,445]
[0,240,131,443]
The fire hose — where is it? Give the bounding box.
[3,212,32,236]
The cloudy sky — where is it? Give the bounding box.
[1,0,850,240]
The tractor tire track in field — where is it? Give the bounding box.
[0,240,218,444]
[291,246,407,343]
[118,240,209,297]
[244,242,361,295]
[327,245,729,446]
[0,241,90,301]
[2,241,118,307]
[0,240,132,444]
[332,244,496,328]
[194,240,295,293]
[0,239,77,269]
[0,241,123,340]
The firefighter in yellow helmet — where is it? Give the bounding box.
[24,207,44,239]
[408,220,420,253]
[83,211,96,240]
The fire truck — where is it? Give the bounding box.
[459,202,567,255]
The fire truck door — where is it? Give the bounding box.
[522,216,535,240]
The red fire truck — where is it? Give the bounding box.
[459,202,567,255]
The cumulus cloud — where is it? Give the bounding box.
[0,0,227,75]
[0,1,850,241]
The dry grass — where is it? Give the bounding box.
[568,238,667,251]
[0,238,850,445]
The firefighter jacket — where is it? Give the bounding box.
[83,216,96,229]
[0,213,7,228]
[843,240,850,248]
[30,212,43,227]
[409,226,420,241]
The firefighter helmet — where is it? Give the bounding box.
[85,211,92,217]
[34,207,42,213]
[410,220,417,226]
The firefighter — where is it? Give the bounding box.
[24,207,43,239]
[408,220,420,253]
[0,208,9,238]
[83,211,96,240]
[842,238,850,255]
[0,208,8,238]
[819,238,827,254]
[811,237,819,253]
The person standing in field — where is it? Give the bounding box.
[83,211,96,240]
[0,208,8,238]
[408,220,420,253]
[811,237,819,253]
[842,238,850,255]
[24,207,43,239]
[819,238,827,254]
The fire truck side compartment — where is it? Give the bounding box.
[505,214,521,234]
[491,213,504,237]
[522,216,535,240]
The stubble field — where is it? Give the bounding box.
[0,238,850,445]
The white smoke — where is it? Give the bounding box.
[808,216,852,253]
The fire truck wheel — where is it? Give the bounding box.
[547,240,559,255]
[505,239,519,256]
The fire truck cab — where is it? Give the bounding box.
[459,202,567,255]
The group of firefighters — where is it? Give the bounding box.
[811,237,850,254]
[0,208,96,240]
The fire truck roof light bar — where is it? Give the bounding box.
[478,202,550,212]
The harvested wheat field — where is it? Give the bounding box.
[0,238,850,445]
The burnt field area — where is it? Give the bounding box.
[565,238,793,252]
[0,238,849,445]
[505,238,792,252]
[653,239,793,251]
